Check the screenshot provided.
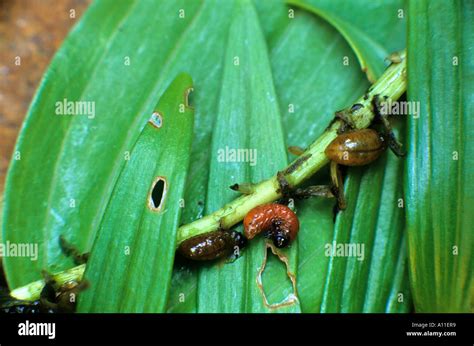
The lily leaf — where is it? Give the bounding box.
[319,123,411,313]
[194,0,299,313]
[272,1,411,312]
[2,0,230,288]
[405,0,474,312]
[268,8,367,313]
[4,0,413,313]
[288,0,406,81]
[77,74,194,312]
[169,0,411,313]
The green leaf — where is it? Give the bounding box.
[268,9,366,312]
[3,0,413,313]
[169,1,411,313]
[287,0,406,81]
[319,122,411,312]
[77,74,194,312]
[406,0,474,312]
[2,0,230,288]
[275,2,411,312]
[194,0,299,313]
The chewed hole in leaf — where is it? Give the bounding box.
[184,87,194,108]
[256,242,298,309]
[149,111,163,128]
[148,176,167,212]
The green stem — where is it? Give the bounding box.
[9,50,406,302]
[10,264,85,301]
[177,49,406,244]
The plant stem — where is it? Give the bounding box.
[10,264,85,301]
[9,50,406,302]
[177,49,406,244]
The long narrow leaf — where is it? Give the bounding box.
[78,74,194,312]
[2,0,234,288]
[278,1,411,312]
[195,0,300,313]
[406,0,474,312]
[288,0,406,81]
[2,0,206,287]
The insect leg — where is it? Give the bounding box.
[56,280,90,313]
[59,235,89,265]
[330,161,346,211]
[39,270,58,311]
[293,185,335,200]
[335,109,357,134]
[276,171,293,203]
[372,94,406,157]
[287,146,305,156]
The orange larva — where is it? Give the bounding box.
[243,203,300,248]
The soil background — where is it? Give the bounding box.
[0,0,91,193]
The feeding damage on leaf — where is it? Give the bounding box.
[184,87,194,109]
[148,176,168,212]
[256,242,298,309]
[148,111,163,129]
